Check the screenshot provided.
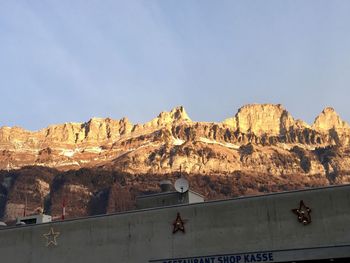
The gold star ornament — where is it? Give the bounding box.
[43,227,60,247]
[292,200,312,225]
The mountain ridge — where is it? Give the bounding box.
[2,104,349,133]
[1,103,350,221]
[1,103,350,173]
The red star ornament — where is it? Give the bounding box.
[172,212,186,234]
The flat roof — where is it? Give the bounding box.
[136,189,205,199]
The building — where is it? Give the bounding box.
[16,213,52,225]
[0,184,349,262]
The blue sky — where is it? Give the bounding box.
[1,1,350,130]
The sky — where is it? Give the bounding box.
[1,0,350,130]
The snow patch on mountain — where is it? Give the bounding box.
[61,149,75,157]
[84,147,103,153]
[199,137,239,149]
[173,137,185,146]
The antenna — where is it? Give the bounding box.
[24,191,27,217]
[62,197,66,220]
[23,178,28,217]
[174,178,189,194]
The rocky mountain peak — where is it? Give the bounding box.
[157,106,191,123]
[141,106,191,130]
[130,106,191,134]
[119,117,131,124]
[312,107,350,132]
[235,104,295,136]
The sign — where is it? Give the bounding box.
[150,252,274,263]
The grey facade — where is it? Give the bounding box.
[0,185,350,262]
[136,190,204,209]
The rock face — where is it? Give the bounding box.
[313,107,349,131]
[235,104,296,136]
[1,103,350,221]
[0,104,350,174]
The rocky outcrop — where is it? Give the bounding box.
[235,104,296,136]
[0,104,349,177]
[313,107,350,132]
[1,103,350,221]
[311,107,350,145]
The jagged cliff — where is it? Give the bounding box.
[1,104,350,221]
[1,104,350,174]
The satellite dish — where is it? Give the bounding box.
[175,178,189,193]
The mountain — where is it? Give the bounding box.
[1,104,350,221]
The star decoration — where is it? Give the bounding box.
[43,227,60,247]
[292,200,312,225]
[172,212,186,234]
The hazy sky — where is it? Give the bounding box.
[1,1,350,130]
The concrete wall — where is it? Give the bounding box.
[0,185,350,263]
